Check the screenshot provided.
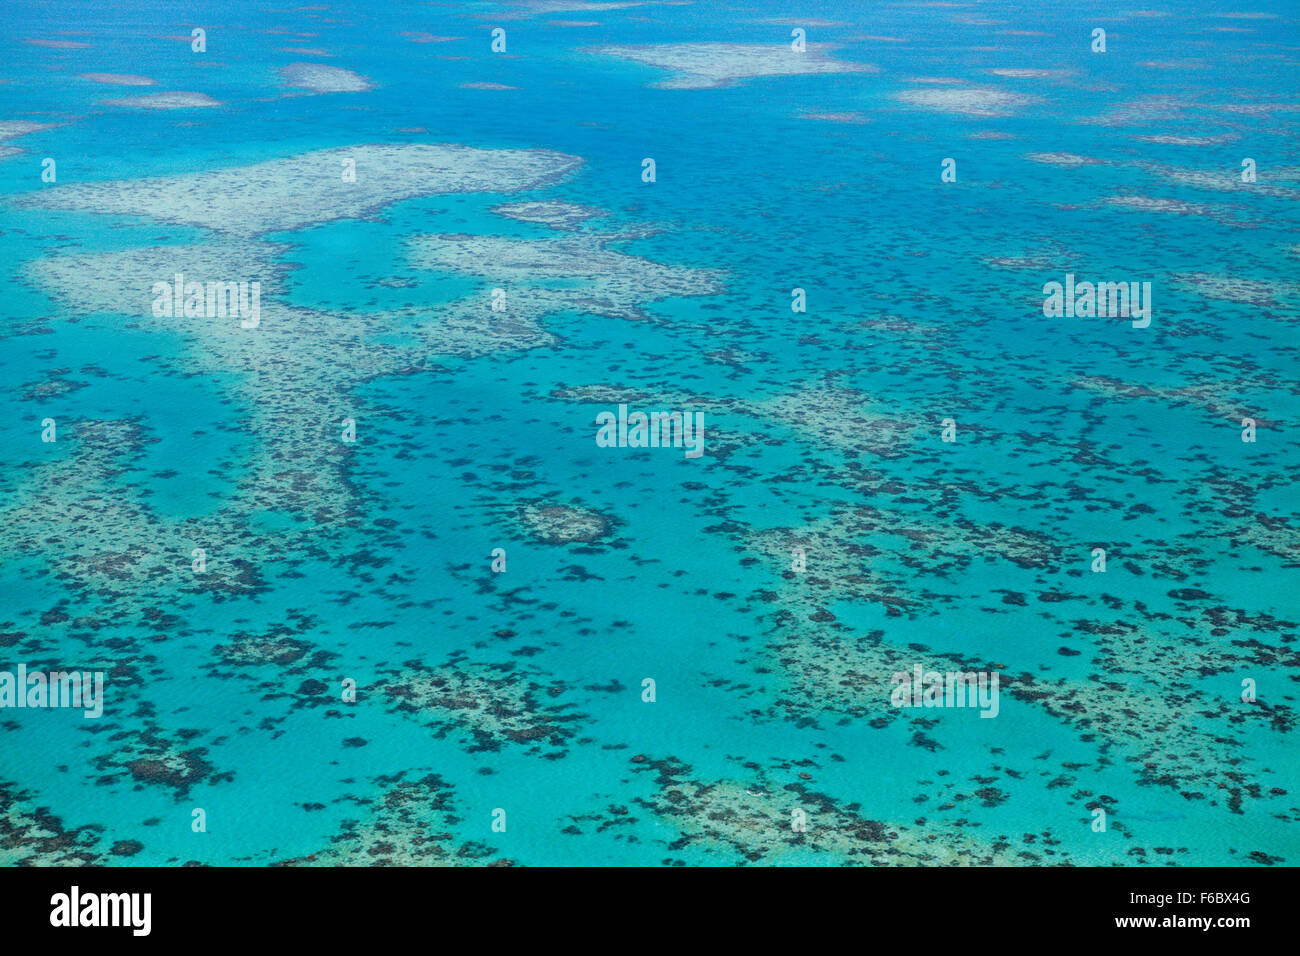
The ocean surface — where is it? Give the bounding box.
[0,0,1297,867]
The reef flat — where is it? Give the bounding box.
[16,144,584,238]
[279,63,374,95]
[275,775,510,866]
[895,87,1041,117]
[586,42,875,89]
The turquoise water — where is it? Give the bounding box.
[0,1,1297,866]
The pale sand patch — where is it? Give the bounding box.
[951,14,1005,25]
[275,776,508,867]
[640,769,1017,866]
[758,384,921,456]
[1073,374,1279,426]
[510,502,613,544]
[34,242,564,375]
[1025,152,1102,167]
[279,62,373,93]
[1137,163,1300,201]
[24,39,91,49]
[524,0,688,13]
[28,239,291,328]
[1078,95,1191,127]
[986,68,1071,78]
[408,232,723,321]
[757,18,845,26]
[1173,272,1297,307]
[27,239,558,372]
[797,110,871,124]
[1140,60,1208,70]
[0,788,107,866]
[15,144,583,238]
[1210,102,1300,116]
[1134,133,1237,146]
[401,32,463,43]
[101,92,221,109]
[491,200,605,228]
[80,73,155,86]
[896,87,1040,117]
[0,121,55,142]
[982,254,1060,271]
[1105,195,1217,217]
[586,42,876,89]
